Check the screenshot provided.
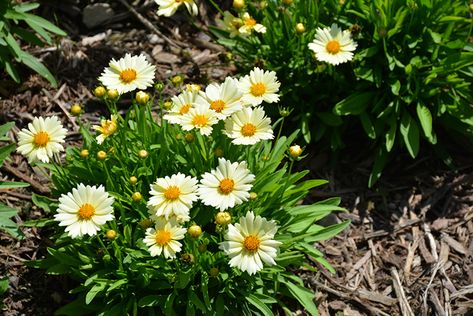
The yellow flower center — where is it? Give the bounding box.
[210,100,225,113]
[250,83,266,97]
[192,115,208,127]
[240,123,257,137]
[119,69,137,83]
[179,104,191,115]
[218,178,235,194]
[244,18,257,27]
[101,120,117,136]
[155,230,171,246]
[78,203,95,220]
[326,40,341,54]
[243,235,260,253]
[164,186,180,200]
[33,131,50,147]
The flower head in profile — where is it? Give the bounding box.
[98,54,156,94]
[239,13,266,35]
[239,67,280,106]
[54,184,115,238]
[224,106,273,145]
[17,116,67,163]
[219,11,243,38]
[179,103,219,136]
[163,90,201,124]
[93,114,118,144]
[308,23,357,65]
[220,211,281,275]
[148,173,199,219]
[155,0,198,17]
[197,76,243,119]
[144,219,187,258]
[198,158,255,211]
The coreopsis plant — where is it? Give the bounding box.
[24,54,349,315]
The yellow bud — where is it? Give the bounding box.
[289,145,303,158]
[138,149,148,158]
[70,103,82,116]
[187,224,202,238]
[175,133,183,140]
[97,150,107,160]
[249,192,258,200]
[282,0,293,5]
[470,3,473,12]
[107,89,119,100]
[261,155,270,161]
[106,230,117,240]
[260,1,268,9]
[163,100,173,110]
[94,86,106,98]
[139,218,153,229]
[129,176,138,185]
[209,267,219,277]
[214,148,224,158]
[185,133,195,143]
[185,84,201,92]
[181,253,194,264]
[171,75,183,86]
[79,149,89,158]
[215,211,232,226]
[233,0,245,9]
[295,23,305,34]
[132,192,142,202]
[135,91,150,105]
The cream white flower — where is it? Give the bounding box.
[17,116,67,163]
[148,173,199,219]
[144,219,187,258]
[239,67,280,106]
[239,13,266,35]
[155,0,198,17]
[220,211,281,275]
[54,184,115,238]
[98,54,156,94]
[308,23,357,65]
[197,76,243,119]
[149,212,191,225]
[224,106,273,145]
[179,103,219,136]
[93,114,118,144]
[163,90,202,124]
[198,158,255,211]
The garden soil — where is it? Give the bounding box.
[1,1,472,315]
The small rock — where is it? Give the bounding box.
[82,3,114,29]
[151,45,164,58]
[154,52,180,64]
[147,34,165,45]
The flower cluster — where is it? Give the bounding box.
[219,11,266,38]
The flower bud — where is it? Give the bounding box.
[129,176,138,185]
[97,150,107,160]
[138,149,148,158]
[135,91,150,105]
[184,133,195,143]
[214,148,224,157]
[171,75,183,86]
[282,0,293,5]
[198,243,207,253]
[132,192,142,202]
[163,100,173,110]
[139,218,153,229]
[249,192,257,200]
[80,149,89,158]
[185,84,201,92]
[209,267,219,277]
[295,23,305,34]
[70,103,82,116]
[154,82,165,92]
[106,230,117,240]
[107,89,119,100]
[215,211,232,226]
[233,0,245,9]
[289,145,302,158]
[187,224,202,238]
[181,253,194,264]
[94,86,106,98]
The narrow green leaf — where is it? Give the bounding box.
[0,122,14,136]
[246,294,274,316]
[360,113,376,139]
[0,181,30,189]
[416,102,434,142]
[286,281,318,316]
[334,92,375,116]
[19,51,57,87]
[368,147,389,187]
[400,112,420,158]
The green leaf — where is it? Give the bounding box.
[316,112,343,127]
[0,143,15,167]
[400,111,420,158]
[285,281,318,316]
[31,193,55,213]
[138,295,166,307]
[368,147,389,187]
[0,122,14,136]
[0,181,29,189]
[334,92,375,116]
[0,203,23,239]
[85,282,107,304]
[0,277,8,295]
[385,116,397,152]
[18,51,58,87]
[416,102,435,143]
[246,294,274,316]
[359,113,376,139]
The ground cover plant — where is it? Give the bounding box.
[14,53,349,315]
[0,0,66,87]
[209,0,473,186]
